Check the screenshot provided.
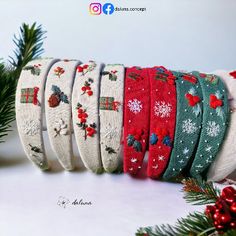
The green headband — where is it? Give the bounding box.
[163,72,203,180]
[189,71,229,179]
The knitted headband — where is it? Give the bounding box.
[72,61,103,173]
[207,70,236,181]
[189,71,229,179]
[16,58,58,170]
[45,59,80,171]
[147,66,177,179]
[163,72,203,180]
[99,64,125,172]
[123,67,150,175]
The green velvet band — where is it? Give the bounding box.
[189,71,229,179]
[163,72,203,180]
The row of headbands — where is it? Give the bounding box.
[16,59,230,180]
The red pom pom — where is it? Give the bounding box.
[81,86,87,91]
[87,91,93,96]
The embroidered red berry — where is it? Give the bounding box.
[78,113,83,119]
[81,86,87,92]
[87,90,93,96]
[185,93,201,107]
[83,64,88,69]
[80,118,87,123]
[78,108,83,114]
[210,94,223,109]
[82,113,88,118]
[85,86,91,90]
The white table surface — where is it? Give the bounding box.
[0,122,204,236]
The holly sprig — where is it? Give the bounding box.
[0,22,45,143]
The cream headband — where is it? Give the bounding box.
[72,61,103,173]
[45,59,80,171]
[99,64,124,172]
[16,58,59,170]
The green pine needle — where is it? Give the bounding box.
[136,212,215,236]
[0,22,45,143]
[182,178,220,205]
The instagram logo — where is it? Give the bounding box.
[89,3,102,15]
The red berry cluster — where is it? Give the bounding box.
[77,108,88,123]
[185,93,201,107]
[86,126,96,137]
[81,79,94,97]
[77,64,88,73]
[54,66,65,78]
[205,186,236,231]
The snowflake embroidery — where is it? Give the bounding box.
[22,119,40,136]
[182,119,197,134]
[205,145,213,152]
[183,147,189,155]
[128,99,143,114]
[102,123,118,140]
[158,155,165,161]
[154,101,172,118]
[206,121,220,137]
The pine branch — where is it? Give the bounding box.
[136,212,215,236]
[0,22,46,143]
[182,178,220,205]
[9,22,46,77]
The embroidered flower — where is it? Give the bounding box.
[22,119,40,136]
[54,119,68,137]
[128,99,143,114]
[182,119,197,134]
[54,67,65,78]
[154,101,172,118]
[206,121,220,137]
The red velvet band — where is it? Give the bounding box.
[147,66,177,178]
[123,67,150,174]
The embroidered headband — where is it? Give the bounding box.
[147,66,177,178]
[99,64,124,172]
[16,58,59,170]
[189,71,229,179]
[207,70,236,181]
[163,72,203,180]
[123,67,150,174]
[72,61,103,173]
[45,59,80,170]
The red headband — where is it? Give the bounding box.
[123,67,150,174]
[147,66,177,178]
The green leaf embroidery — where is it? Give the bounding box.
[127,134,135,146]
[133,140,142,152]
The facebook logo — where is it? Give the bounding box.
[103,3,115,15]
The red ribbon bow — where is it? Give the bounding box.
[209,94,223,109]
[185,93,201,107]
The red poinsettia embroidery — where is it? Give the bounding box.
[229,70,236,79]
[54,67,65,78]
[185,93,201,107]
[81,78,94,96]
[76,103,96,140]
[210,94,223,109]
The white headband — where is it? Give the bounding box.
[72,61,103,173]
[207,70,236,181]
[99,64,124,172]
[45,59,80,171]
[16,58,59,170]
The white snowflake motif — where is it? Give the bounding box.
[154,101,172,118]
[131,158,138,163]
[205,145,213,152]
[102,123,118,140]
[206,121,220,137]
[182,119,197,134]
[158,155,165,161]
[128,99,143,114]
[22,119,40,136]
[183,147,189,155]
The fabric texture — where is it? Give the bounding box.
[99,64,125,172]
[72,61,103,173]
[16,58,59,170]
[147,66,177,178]
[45,59,80,171]
[190,71,229,179]
[123,67,150,175]
[207,70,236,181]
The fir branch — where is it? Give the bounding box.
[136,212,214,236]
[182,178,220,205]
[9,22,46,77]
[0,22,46,143]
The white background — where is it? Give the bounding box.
[0,1,235,236]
